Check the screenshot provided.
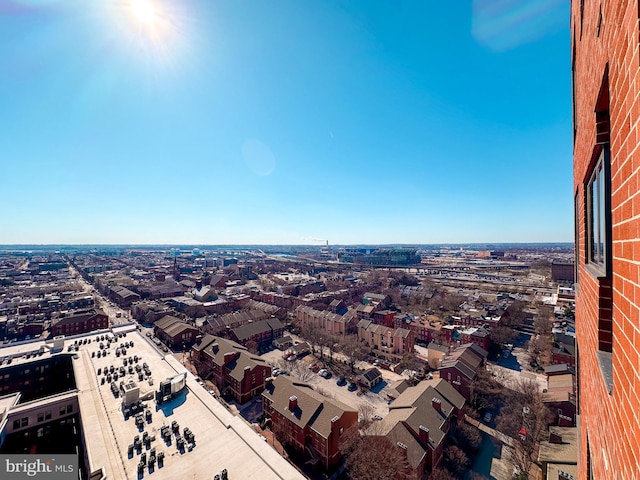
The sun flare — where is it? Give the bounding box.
[131,0,157,24]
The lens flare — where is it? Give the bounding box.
[131,0,157,24]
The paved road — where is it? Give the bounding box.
[67,262,132,327]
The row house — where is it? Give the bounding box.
[51,309,109,337]
[108,285,140,307]
[230,318,285,349]
[191,335,271,404]
[131,301,174,324]
[367,379,465,478]
[542,365,577,427]
[262,376,358,470]
[438,343,487,400]
[357,320,414,362]
[153,315,199,348]
[295,305,355,335]
[458,326,491,351]
[362,292,391,308]
[371,309,396,327]
[355,303,376,320]
[407,317,443,345]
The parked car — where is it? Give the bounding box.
[336,376,347,386]
[373,415,383,421]
[318,369,328,377]
[309,364,320,373]
[347,382,358,392]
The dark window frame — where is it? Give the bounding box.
[585,146,611,278]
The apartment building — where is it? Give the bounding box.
[191,335,271,403]
[368,379,465,477]
[51,309,109,337]
[571,1,640,478]
[262,376,357,470]
[357,320,414,362]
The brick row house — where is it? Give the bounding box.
[438,343,487,400]
[230,318,284,349]
[51,309,109,337]
[367,379,465,478]
[191,335,271,403]
[153,315,200,348]
[262,376,357,470]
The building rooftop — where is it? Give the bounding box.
[0,328,303,480]
[537,427,578,465]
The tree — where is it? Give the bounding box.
[428,468,456,480]
[342,435,412,480]
[357,402,376,428]
[245,340,258,355]
[490,326,516,346]
[444,445,469,476]
[289,360,315,382]
[336,336,370,373]
[502,300,528,327]
[533,305,553,335]
[495,378,553,477]
[456,421,482,454]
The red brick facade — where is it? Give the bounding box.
[572,1,640,478]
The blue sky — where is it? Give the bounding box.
[0,0,571,245]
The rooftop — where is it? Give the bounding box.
[0,328,303,480]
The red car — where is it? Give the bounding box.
[309,364,320,372]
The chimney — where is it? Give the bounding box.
[223,351,236,364]
[432,397,442,411]
[418,425,430,445]
[549,429,563,444]
[288,395,298,411]
[212,342,219,352]
[265,377,273,386]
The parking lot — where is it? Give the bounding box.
[260,349,391,418]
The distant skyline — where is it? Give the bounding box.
[1,0,572,245]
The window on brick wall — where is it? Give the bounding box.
[588,68,614,394]
[574,191,580,286]
[586,147,610,275]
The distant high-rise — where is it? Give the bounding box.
[572,1,640,478]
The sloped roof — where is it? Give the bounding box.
[202,336,269,382]
[262,376,356,438]
[370,379,465,463]
[361,367,382,383]
[52,309,107,327]
[232,321,272,341]
[154,315,182,330]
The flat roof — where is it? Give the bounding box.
[2,329,304,480]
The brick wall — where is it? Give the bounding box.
[572,1,640,479]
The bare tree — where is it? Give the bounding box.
[495,378,553,477]
[444,445,469,477]
[342,435,411,480]
[245,340,258,355]
[357,402,376,428]
[337,336,370,374]
[289,360,315,383]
